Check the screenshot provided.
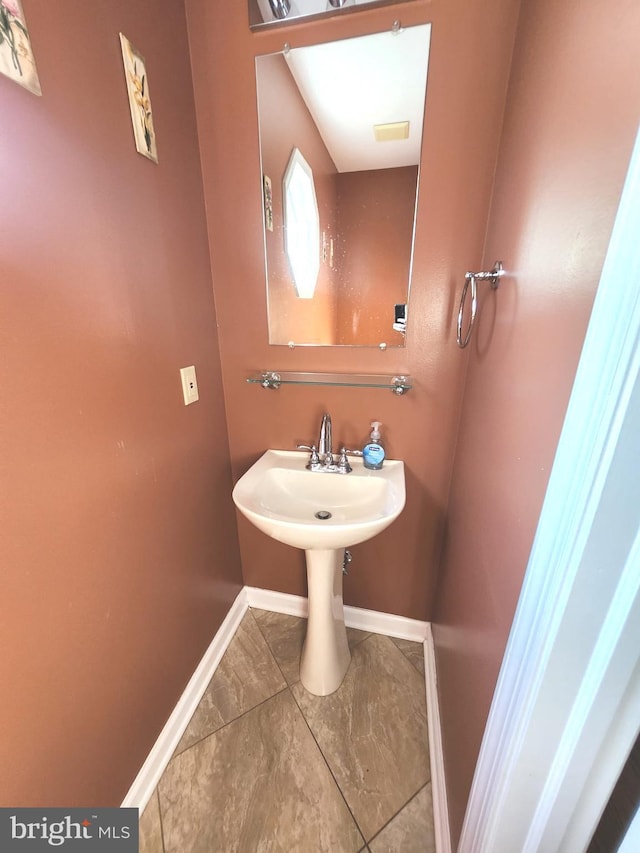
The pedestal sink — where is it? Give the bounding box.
[232,450,406,695]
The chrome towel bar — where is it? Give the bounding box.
[456,261,504,348]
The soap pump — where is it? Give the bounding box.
[363,421,385,470]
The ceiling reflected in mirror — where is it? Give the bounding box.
[249,0,415,31]
[255,23,431,346]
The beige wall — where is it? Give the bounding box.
[1,0,242,806]
[185,0,520,621]
[433,0,640,844]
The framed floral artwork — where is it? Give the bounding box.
[119,33,158,163]
[0,0,41,95]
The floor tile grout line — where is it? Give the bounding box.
[366,781,430,847]
[158,608,432,850]
[158,680,368,851]
[288,633,430,845]
[249,613,430,845]
[170,608,290,761]
[389,635,427,676]
[249,612,421,844]
[247,606,300,689]
[288,678,368,848]
[170,683,292,762]
[245,606,293,687]
[154,787,167,853]
[349,629,373,650]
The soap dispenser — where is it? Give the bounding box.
[363,421,385,470]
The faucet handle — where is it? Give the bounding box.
[296,444,320,467]
[337,447,359,473]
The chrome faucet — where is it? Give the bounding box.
[318,412,333,462]
[296,412,361,473]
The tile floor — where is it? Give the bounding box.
[139,608,435,852]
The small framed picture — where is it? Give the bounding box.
[0,0,41,95]
[119,33,158,163]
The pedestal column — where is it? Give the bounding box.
[299,548,351,695]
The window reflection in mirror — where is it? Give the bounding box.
[255,23,431,346]
[283,148,320,299]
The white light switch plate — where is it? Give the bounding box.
[180,365,199,405]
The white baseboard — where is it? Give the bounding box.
[425,624,452,853]
[244,586,308,618]
[125,585,442,832]
[121,588,248,813]
[244,586,429,642]
[345,603,428,642]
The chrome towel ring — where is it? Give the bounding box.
[456,261,504,348]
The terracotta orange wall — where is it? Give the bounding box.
[335,166,417,345]
[257,53,339,345]
[1,0,242,806]
[186,0,521,620]
[433,0,640,844]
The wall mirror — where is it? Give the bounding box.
[255,22,431,347]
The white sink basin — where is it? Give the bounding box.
[232,449,405,550]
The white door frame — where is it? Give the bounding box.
[458,124,640,853]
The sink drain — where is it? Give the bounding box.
[315,510,332,520]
